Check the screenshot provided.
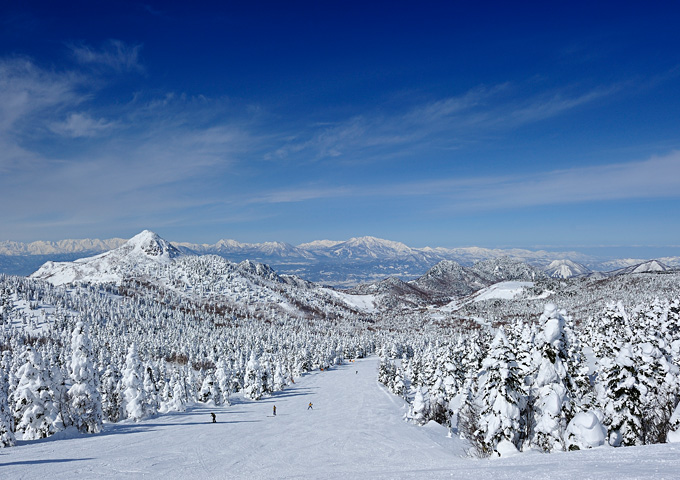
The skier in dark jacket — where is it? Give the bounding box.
[211,412,216,423]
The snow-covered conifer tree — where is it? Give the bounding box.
[392,365,406,398]
[215,358,233,405]
[667,401,680,443]
[273,361,287,392]
[243,353,264,400]
[165,370,186,412]
[530,304,575,452]
[0,366,15,447]
[143,365,159,416]
[199,372,218,403]
[122,344,146,421]
[477,329,524,454]
[13,346,59,439]
[602,345,644,447]
[68,321,103,433]
[408,387,429,426]
[100,363,123,422]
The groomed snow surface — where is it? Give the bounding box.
[3,358,680,479]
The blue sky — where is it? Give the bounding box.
[1,2,680,255]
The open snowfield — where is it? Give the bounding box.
[2,357,680,479]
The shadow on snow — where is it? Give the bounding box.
[0,458,94,467]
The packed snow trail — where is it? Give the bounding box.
[3,358,680,479]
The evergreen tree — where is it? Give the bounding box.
[667,400,680,443]
[477,329,525,453]
[199,373,218,403]
[122,344,146,421]
[143,365,159,416]
[0,365,15,447]
[215,358,233,405]
[273,361,287,392]
[408,387,429,426]
[603,345,644,447]
[68,322,103,433]
[166,370,186,412]
[13,346,59,440]
[100,363,123,422]
[530,304,575,452]
[243,352,264,400]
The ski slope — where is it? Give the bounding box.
[2,357,680,479]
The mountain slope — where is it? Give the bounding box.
[544,259,591,279]
[29,230,373,320]
[31,230,183,285]
[611,259,670,275]
[410,260,487,298]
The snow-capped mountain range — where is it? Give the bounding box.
[5,231,679,286]
[24,230,680,325]
[26,231,556,318]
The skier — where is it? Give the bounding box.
[273,405,276,416]
[210,412,216,423]
[308,402,313,410]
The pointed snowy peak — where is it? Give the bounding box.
[31,230,187,286]
[544,259,591,279]
[612,259,670,275]
[237,259,282,282]
[471,257,546,282]
[216,239,246,249]
[329,236,415,259]
[120,230,182,260]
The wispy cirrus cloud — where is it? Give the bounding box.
[246,150,680,210]
[453,150,680,210]
[49,112,116,137]
[0,57,83,130]
[270,82,619,164]
[69,39,144,73]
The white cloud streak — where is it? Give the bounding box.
[245,151,680,210]
[69,39,144,73]
[271,82,618,164]
[49,112,116,137]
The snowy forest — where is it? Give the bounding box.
[1,232,680,460]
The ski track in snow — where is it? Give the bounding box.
[2,357,680,479]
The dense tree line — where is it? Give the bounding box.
[379,298,680,456]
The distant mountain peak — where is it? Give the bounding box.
[544,259,591,279]
[297,239,343,250]
[613,259,669,275]
[122,230,182,259]
[31,230,186,285]
[345,236,410,249]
